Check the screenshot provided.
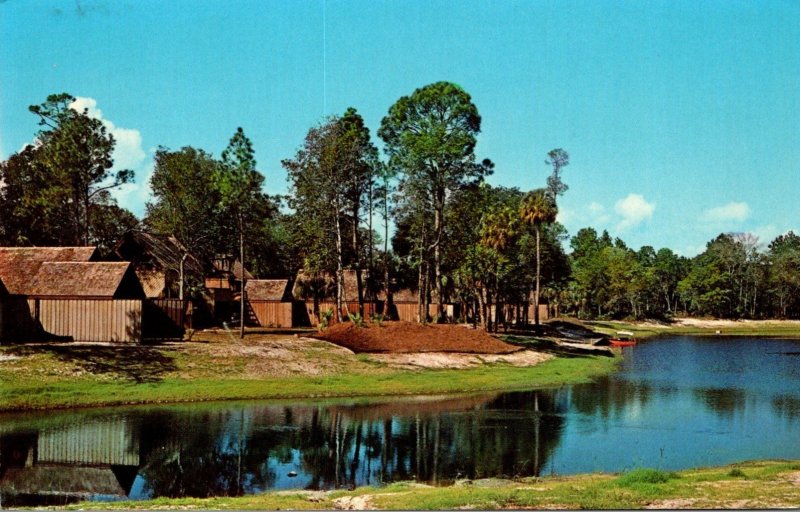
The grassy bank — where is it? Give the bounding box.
[585,318,800,340]
[0,332,617,411]
[63,460,800,510]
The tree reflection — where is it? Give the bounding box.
[693,387,747,418]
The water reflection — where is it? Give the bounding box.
[693,387,748,418]
[0,391,566,505]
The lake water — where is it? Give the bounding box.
[1,335,799,506]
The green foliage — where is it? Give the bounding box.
[318,309,335,332]
[145,146,224,263]
[1,92,135,246]
[348,312,365,327]
[370,312,385,326]
[727,468,747,478]
[545,148,570,200]
[616,468,678,486]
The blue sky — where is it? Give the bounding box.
[2,0,799,256]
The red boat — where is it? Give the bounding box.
[609,331,637,346]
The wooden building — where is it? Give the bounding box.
[113,231,203,299]
[244,279,294,327]
[0,247,146,343]
[204,255,255,323]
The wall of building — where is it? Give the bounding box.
[248,301,293,328]
[6,298,143,343]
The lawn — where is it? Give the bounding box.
[0,330,618,411]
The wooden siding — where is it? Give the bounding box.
[248,301,293,328]
[143,298,187,340]
[391,303,447,322]
[301,300,377,326]
[15,298,143,343]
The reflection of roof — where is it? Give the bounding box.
[245,279,292,301]
[0,466,135,497]
[0,247,99,295]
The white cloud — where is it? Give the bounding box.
[587,202,611,225]
[69,97,150,216]
[702,201,751,223]
[614,193,655,230]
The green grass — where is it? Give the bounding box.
[60,460,800,510]
[0,341,618,411]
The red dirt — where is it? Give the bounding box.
[312,321,522,354]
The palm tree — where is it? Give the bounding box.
[480,206,516,251]
[520,189,558,326]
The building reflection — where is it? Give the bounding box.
[0,418,140,507]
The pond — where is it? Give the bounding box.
[1,335,799,506]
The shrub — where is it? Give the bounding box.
[727,468,747,478]
[616,468,677,486]
[348,312,365,327]
[318,309,334,332]
[370,312,385,326]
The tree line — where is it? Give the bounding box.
[2,87,799,327]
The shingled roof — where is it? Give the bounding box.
[114,231,204,276]
[23,262,144,298]
[0,246,98,263]
[245,279,292,301]
[0,247,98,295]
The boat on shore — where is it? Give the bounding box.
[609,331,637,346]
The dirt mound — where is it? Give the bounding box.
[313,321,522,354]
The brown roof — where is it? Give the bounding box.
[0,247,98,295]
[212,257,254,281]
[391,288,419,303]
[135,269,166,298]
[0,246,97,263]
[25,262,143,298]
[293,269,363,300]
[114,231,203,276]
[245,279,292,301]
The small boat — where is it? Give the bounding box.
[609,331,637,346]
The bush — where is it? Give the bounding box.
[727,468,747,478]
[318,309,334,332]
[616,468,677,486]
[370,312,385,326]
[348,312,365,327]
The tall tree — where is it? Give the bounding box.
[218,127,266,338]
[520,189,557,326]
[545,148,570,201]
[28,93,133,245]
[145,146,224,264]
[379,82,491,321]
[284,116,355,322]
[338,108,380,316]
